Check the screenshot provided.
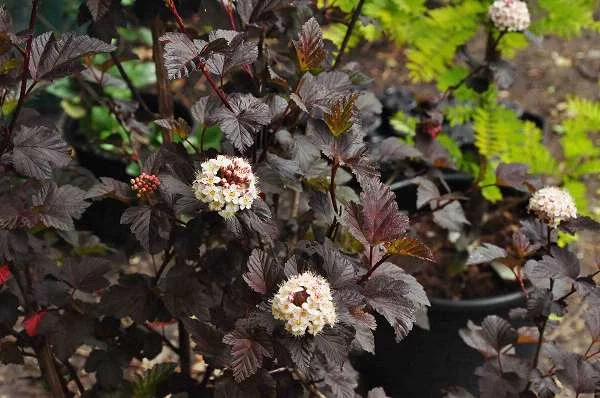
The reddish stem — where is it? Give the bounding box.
[166,0,187,34]
[165,0,233,112]
[1,0,39,155]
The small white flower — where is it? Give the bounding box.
[489,0,530,32]
[272,271,336,337]
[238,194,254,210]
[528,186,577,227]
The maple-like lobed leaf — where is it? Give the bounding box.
[160,33,227,80]
[120,205,171,254]
[29,32,115,81]
[211,93,271,151]
[363,275,416,342]
[10,125,71,179]
[32,181,90,230]
[293,17,326,72]
[459,315,517,358]
[343,178,409,247]
[324,93,359,137]
[384,236,434,263]
[223,328,273,382]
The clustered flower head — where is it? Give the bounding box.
[528,186,577,227]
[272,271,336,337]
[131,173,161,199]
[192,155,259,219]
[489,0,530,32]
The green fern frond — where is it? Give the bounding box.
[532,0,600,38]
[406,1,486,83]
[132,363,177,398]
[473,102,557,174]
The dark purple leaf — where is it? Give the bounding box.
[416,178,440,209]
[237,0,289,26]
[10,126,71,179]
[0,342,23,365]
[158,263,210,322]
[495,163,530,191]
[242,249,283,295]
[100,273,157,323]
[86,177,131,202]
[317,360,359,398]
[433,200,470,232]
[363,276,416,341]
[32,181,90,230]
[524,247,580,296]
[0,291,18,333]
[466,243,507,265]
[207,31,258,76]
[223,328,274,382]
[343,178,409,247]
[38,311,94,361]
[120,205,171,254]
[474,356,529,398]
[459,315,517,357]
[159,33,227,80]
[442,387,475,398]
[585,306,600,341]
[550,351,599,394]
[86,0,112,21]
[293,17,326,72]
[314,326,351,367]
[560,216,600,233]
[211,93,271,151]
[52,256,111,292]
[283,335,314,373]
[378,137,423,162]
[29,32,115,81]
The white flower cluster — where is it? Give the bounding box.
[272,272,336,337]
[489,0,530,32]
[528,187,577,227]
[192,155,259,219]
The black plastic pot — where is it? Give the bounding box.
[353,291,525,398]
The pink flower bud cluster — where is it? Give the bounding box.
[489,0,530,32]
[192,155,259,219]
[130,173,161,199]
[272,272,336,337]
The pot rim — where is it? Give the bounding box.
[430,290,526,312]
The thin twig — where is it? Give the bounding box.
[1,0,40,155]
[110,52,153,115]
[357,254,391,285]
[333,0,366,69]
[326,160,339,239]
[178,320,191,377]
[155,248,175,282]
